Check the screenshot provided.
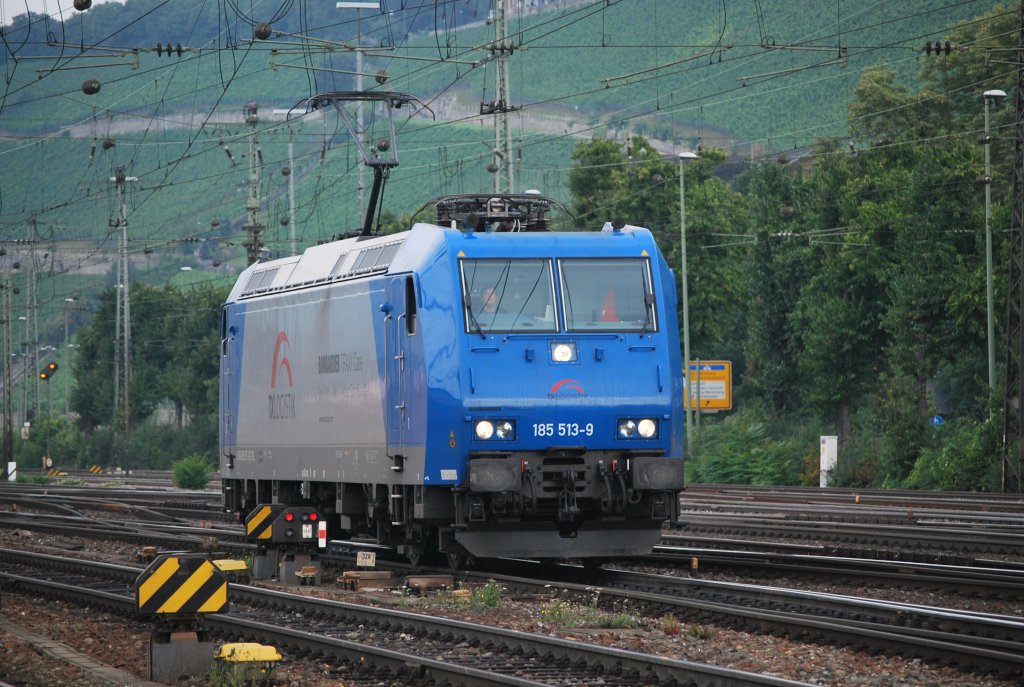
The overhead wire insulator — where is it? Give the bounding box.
[254,22,272,40]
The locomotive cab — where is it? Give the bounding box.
[448,217,684,559]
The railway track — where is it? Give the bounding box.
[674,485,1024,562]
[0,549,813,687]
[462,559,1024,677]
[643,545,1024,596]
[684,484,1024,512]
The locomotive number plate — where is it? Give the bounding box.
[532,422,595,438]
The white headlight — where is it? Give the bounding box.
[618,419,636,438]
[637,418,657,438]
[475,420,494,440]
[551,342,576,362]
[495,420,514,439]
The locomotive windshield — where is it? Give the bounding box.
[559,258,657,333]
[461,258,557,333]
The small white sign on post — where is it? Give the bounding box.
[6,462,15,481]
[820,436,838,487]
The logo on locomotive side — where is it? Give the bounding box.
[269,331,296,420]
[271,331,294,389]
[549,379,585,395]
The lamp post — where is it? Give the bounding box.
[678,151,698,449]
[64,297,75,415]
[983,88,1006,391]
[17,316,26,425]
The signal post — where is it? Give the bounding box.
[37,362,58,469]
[245,504,326,584]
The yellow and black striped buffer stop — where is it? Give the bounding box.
[245,504,278,541]
[135,554,228,616]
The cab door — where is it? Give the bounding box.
[219,306,241,471]
[384,276,417,468]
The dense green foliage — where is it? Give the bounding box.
[11,283,225,471]
[172,453,215,490]
[568,5,1019,491]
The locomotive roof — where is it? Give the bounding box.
[227,221,654,303]
[229,230,417,301]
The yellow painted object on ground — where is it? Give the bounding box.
[214,643,281,686]
[215,642,281,664]
[212,558,250,581]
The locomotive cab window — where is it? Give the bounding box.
[559,258,657,333]
[461,258,557,334]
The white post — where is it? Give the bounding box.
[6,461,15,481]
[819,436,838,487]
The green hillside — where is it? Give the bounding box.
[0,0,1006,344]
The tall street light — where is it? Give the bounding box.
[983,88,1006,391]
[64,297,75,415]
[679,151,699,448]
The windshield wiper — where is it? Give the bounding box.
[640,292,655,336]
[465,300,487,339]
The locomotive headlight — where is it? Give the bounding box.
[618,419,637,438]
[618,418,658,439]
[637,418,658,438]
[495,420,515,440]
[550,341,577,363]
[475,420,495,440]
[475,419,515,440]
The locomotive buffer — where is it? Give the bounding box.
[245,503,327,584]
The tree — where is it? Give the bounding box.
[567,138,629,227]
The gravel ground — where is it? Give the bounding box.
[0,526,1021,687]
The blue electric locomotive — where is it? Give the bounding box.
[220,194,684,565]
